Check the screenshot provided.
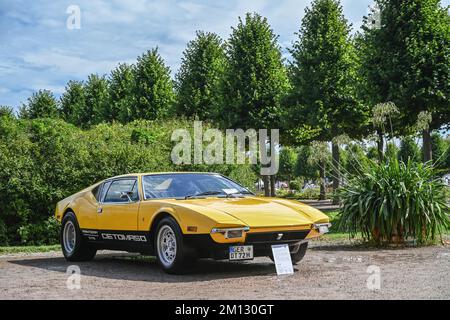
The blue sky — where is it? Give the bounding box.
[1,0,449,110]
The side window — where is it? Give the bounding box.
[103,179,138,203]
[130,181,139,201]
[99,181,112,202]
[91,184,102,202]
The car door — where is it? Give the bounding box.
[97,178,140,231]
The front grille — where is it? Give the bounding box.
[245,230,310,243]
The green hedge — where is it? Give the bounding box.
[0,116,257,245]
[277,187,326,200]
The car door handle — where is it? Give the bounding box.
[97,207,103,214]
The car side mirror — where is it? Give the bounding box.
[120,191,133,202]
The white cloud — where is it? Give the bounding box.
[0,87,11,94]
[22,50,122,78]
[178,2,206,16]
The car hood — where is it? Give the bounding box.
[174,196,327,228]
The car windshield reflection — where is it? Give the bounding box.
[142,173,252,199]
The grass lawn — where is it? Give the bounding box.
[0,244,61,254]
[316,210,361,241]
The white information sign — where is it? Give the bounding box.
[271,244,294,275]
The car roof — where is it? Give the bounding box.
[107,172,221,179]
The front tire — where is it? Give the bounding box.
[290,242,308,264]
[155,217,196,274]
[61,212,97,262]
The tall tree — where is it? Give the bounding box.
[278,147,298,182]
[294,145,318,181]
[341,143,370,175]
[307,141,331,200]
[220,13,289,130]
[355,12,390,161]
[82,74,109,127]
[220,13,289,196]
[287,0,368,198]
[132,48,175,120]
[108,63,135,123]
[59,80,86,126]
[431,132,449,170]
[398,136,421,163]
[360,0,449,162]
[176,31,225,120]
[19,90,59,119]
[0,106,14,118]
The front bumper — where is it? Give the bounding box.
[184,229,310,259]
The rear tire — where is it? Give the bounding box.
[269,242,308,265]
[61,212,97,262]
[155,217,197,274]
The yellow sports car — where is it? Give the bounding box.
[55,172,330,273]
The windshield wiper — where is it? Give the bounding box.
[184,190,222,199]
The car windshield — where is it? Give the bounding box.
[142,173,252,199]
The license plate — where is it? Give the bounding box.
[229,245,253,260]
[319,225,329,234]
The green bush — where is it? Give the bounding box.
[277,187,324,200]
[18,217,60,245]
[288,180,301,191]
[0,219,8,246]
[0,116,257,245]
[338,155,449,245]
[297,188,321,200]
[276,189,296,198]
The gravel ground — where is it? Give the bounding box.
[0,241,449,300]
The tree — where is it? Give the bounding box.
[355,15,391,161]
[175,31,225,120]
[19,90,59,119]
[307,141,331,200]
[59,80,86,126]
[287,0,368,199]
[220,13,289,196]
[431,132,449,170]
[341,143,370,175]
[108,63,135,123]
[0,106,14,118]
[443,136,450,170]
[398,136,421,163]
[360,0,450,162]
[278,147,298,182]
[132,48,175,120]
[81,74,109,127]
[220,13,289,130]
[294,145,318,181]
